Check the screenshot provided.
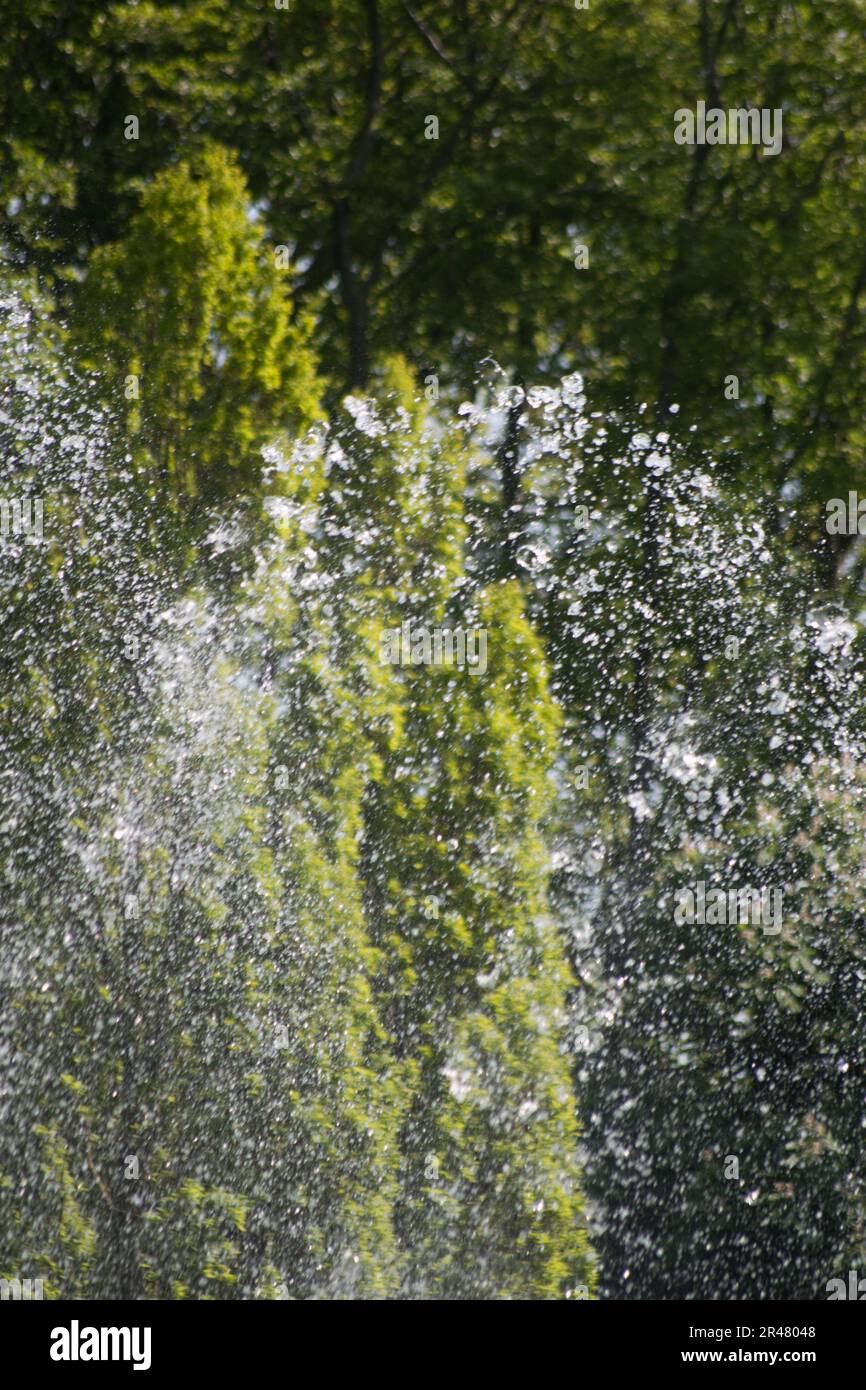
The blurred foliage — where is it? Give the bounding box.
[72,146,322,511]
[3,0,866,551]
[3,0,866,1303]
[0,274,593,1298]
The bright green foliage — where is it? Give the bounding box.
[0,284,594,1297]
[72,145,321,509]
[313,366,593,1295]
[380,583,592,1298]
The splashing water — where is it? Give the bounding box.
[2,293,864,1301]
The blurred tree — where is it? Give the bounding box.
[4,0,866,576]
[71,145,321,515]
[321,362,594,1296]
[0,288,407,1298]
